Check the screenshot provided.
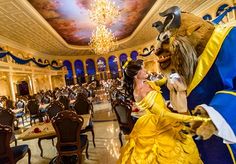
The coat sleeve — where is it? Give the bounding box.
[200,90,236,144]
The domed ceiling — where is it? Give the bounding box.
[28,0,156,46]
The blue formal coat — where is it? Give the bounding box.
[162,25,236,164]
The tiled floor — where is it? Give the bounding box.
[15,102,121,164]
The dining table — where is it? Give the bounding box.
[17,114,91,141]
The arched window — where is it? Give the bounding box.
[51,60,58,66]
[97,57,107,80]
[86,59,96,82]
[119,53,128,67]
[130,51,138,60]
[202,14,212,20]
[38,59,43,63]
[74,60,85,84]
[216,4,229,16]
[108,55,119,79]
[63,60,74,85]
[44,59,49,64]
[97,57,106,72]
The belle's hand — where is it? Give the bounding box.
[191,106,217,140]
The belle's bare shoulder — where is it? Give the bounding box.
[134,84,153,101]
[134,94,143,102]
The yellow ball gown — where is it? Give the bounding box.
[118,81,204,164]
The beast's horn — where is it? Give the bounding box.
[159,6,181,30]
[152,21,164,33]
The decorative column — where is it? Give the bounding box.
[83,60,88,83]
[114,56,120,79]
[107,58,111,79]
[60,67,67,87]
[118,68,122,78]
[27,75,33,95]
[118,55,122,77]
[71,60,77,85]
[48,74,53,90]
[30,74,37,94]
[95,57,100,80]
[62,74,66,87]
[8,72,16,101]
[103,58,108,80]
[116,55,121,71]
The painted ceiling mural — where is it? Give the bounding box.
[28,0,156,46]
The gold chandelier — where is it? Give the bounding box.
[89,25,117,55]
[89,0,120,55]
[89,0,120,25]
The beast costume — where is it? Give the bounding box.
[162,25,236,164]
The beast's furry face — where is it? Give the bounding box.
[155,39,172,70]
[155,36,197,85]
[155,12,215,85]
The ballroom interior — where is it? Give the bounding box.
[0,0,236,163]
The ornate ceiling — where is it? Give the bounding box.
[0,0,218,56]
[28,0,156,46]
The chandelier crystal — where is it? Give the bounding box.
[89,0,120,25]
[89,25,117,55]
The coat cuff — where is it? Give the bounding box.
[200,104,236,144]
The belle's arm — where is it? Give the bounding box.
[136,88,210,123]
[152,103,211,122]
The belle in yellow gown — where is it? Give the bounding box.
[118,81,206,164]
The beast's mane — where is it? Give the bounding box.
[170,36,198,85]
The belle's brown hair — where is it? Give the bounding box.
[123,59,143,101]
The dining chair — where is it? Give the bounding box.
[41,96,51,104]
[58,96,70,110]
[76,92,88,100]
[73,97,96,148]
[38,101,64,157]
[0,124,31,164]
[51,110,89,163]
[27,99,46,125]
[113,99,135,146]
[68,92,77,101]
[47,101,64,119]
[0,108,18,146]
[6,99,14,110]
[14,99,25,126]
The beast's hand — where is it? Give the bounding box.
[167,75,188,113]
[191,106,217,140]
[195,121,217,140]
